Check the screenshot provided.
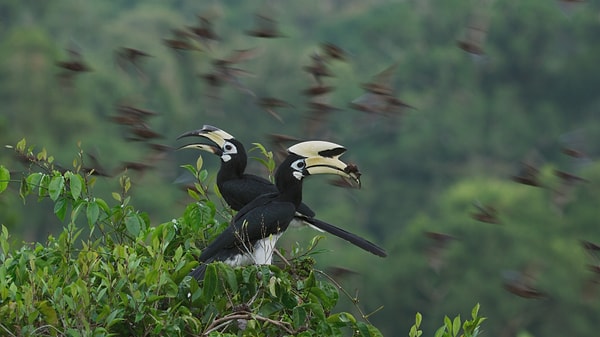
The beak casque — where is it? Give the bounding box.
[288,140,347,159]
[289,141,361,186]
[176,125,234,154]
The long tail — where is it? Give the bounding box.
[189,263,207,281]
[298,216,387,257]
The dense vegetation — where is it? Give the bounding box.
[0,0,599,335]
[0,144,485,336]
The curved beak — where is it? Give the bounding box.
[177,143,221,155]
[176,125,234,155]
[305,156,361,187]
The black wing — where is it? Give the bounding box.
[220,173,315,217]
[199,193,294,262]
[219,174,276,210]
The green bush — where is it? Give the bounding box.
[0,140,484,336]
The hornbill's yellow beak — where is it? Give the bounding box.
[288,140,361,187]
[176,125,234,155]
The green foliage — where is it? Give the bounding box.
[0,165,9,193]
[408,305,485,337]
[249,143,277,182]
[0,142,391,336]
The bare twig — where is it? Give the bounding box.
[203,311,295,335]
[315,269,383,324]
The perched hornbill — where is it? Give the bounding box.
[178,125,386,258]
[188,140,361,280]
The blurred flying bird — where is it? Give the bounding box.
[351,63,414,117]
[245,1,285,38]
[56,47,92,73]
[81,152,113,177]
[302,85,335,97]
[305,92,340,138]
[56,46,92,85]
[116,104,159,119]
[202,48,259,98]
[324,266,359,281]
[457,7,489,57]
[246,12,285,38]
[581,240,600,255]
[128,125,163,141]
[424,231,457,273]
[554,169,587,184]
[187,14,220,47]
[320,42,348,62]
[360,63,398,96]
[268,133,302,161]
[163,28,201,52]
[115,47,151,76]
[257,97,294,123]
[502,268,547,299]
[303,52,333,86]
[471,201,500,224]
[511,162,543,187]
[550,169,587,212]
[561,147,588,159]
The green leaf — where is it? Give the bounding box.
[258,301,283,317]
[26,172,43,190]
[415,312,422,328]
[293,306,307,329]
[125,214,142,237]
[203,264,218,301]
[327,312,356,326]
[198,169,208,182]
[94,198,110,214]
[180,164,197,177]
[37,300,58,326]
[71,200,84,223]
[54,197,67,221]
[16,138,26,152]
[434,326,447,337]
[355,321,374,337]
[48,175,65,201]
[19,176,29,200]
[38,174,50,197]
[0,165,9,193]
[453,315,461,337]
[87,201,100,225]
[69,174,83,201]
[195,155,203,171]
[223,265,238,293]
[471,303,480,320]
[187,188,200,200]
[268,276,278,297]
[444,316,452,331]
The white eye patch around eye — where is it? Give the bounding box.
[223,142,238,155]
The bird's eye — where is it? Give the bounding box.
[291,159,306,170]
[223,142,237,153]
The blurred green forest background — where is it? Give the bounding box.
[1,0,600,336]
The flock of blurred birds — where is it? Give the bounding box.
[16,0,598,301]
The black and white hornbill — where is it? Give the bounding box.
[178,125,386,258]
[187,140,362,280]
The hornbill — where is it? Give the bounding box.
[178,125,386,258]
[188,140,361,280]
